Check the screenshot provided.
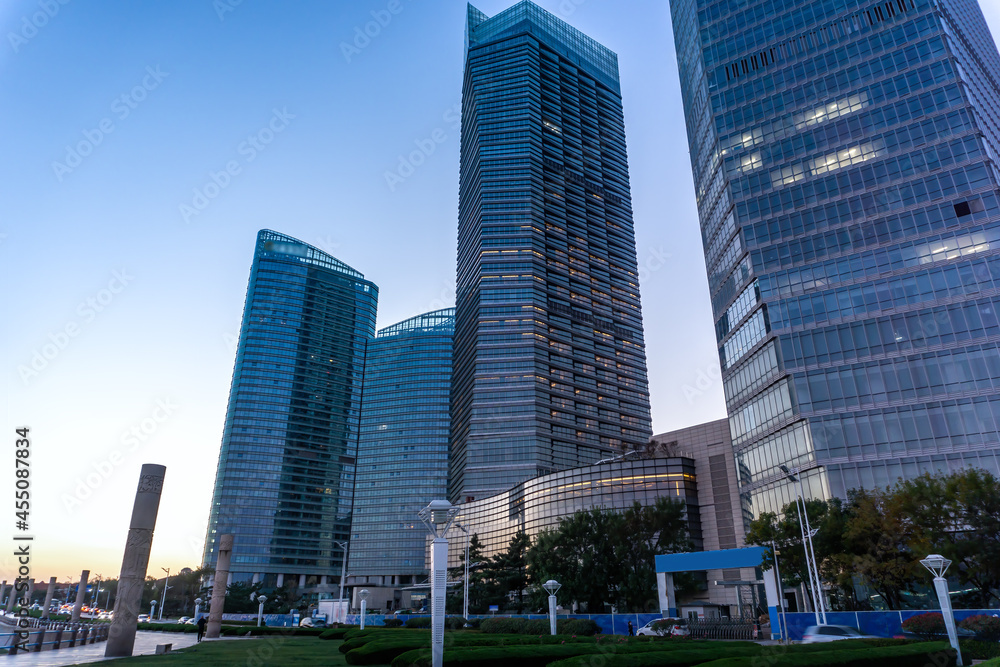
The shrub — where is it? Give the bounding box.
[135,623,197,633]
[383,618,405,628]
[319,627,351,640]
[960,639,1000,660]
[959,614,1000,641]
[902,612,947,638]
[405,617,432,629]
[558,619,601,636]
[978,658,1000,667]
[693,641,955,667]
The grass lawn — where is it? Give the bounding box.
[73,638,381,666]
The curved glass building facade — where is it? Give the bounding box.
[671,0,1000,517]
[203,230,378,593]
[445,458,702,567]
[350,309,455,586]
[451,1,653,504]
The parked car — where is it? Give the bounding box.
[636,618,690,637]
[137,614,150,623]
[177,617,191,624]
[802,625,879,643]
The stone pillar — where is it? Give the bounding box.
[5,580,17,613]
[276,573,283,587]
[298,574,306,587]
[71,571,89,622]
[104,464,166,658]
[26,579,34,607]
[0,581,7,611]
[205,534,233,640]
[41,577,57,620]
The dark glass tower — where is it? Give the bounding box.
[350,308,454,586]
[671,0,1000,516]
[203,230,378,594]
[451,2,653,503]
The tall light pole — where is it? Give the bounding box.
[90,574,102,610]
[159,568,170,621]
[780,465,826,625]
[359,589,369,630]
[454,523,470,621]
[921,555,963,666]
[543,580,561,636]
[194,597,203,621]
[256,595,267,627]
[771,542,788,643]
[334,540,348,623]
[150,598,157,619]
[419,499,460,667]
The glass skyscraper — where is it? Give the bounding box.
[451,1,653,503]
[350,309,454,592]
[671,0,1000,516]
[203,230,378,595]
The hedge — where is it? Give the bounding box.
[390,641,764,667]
[697,641,956,667]
[978,658,1000,667]
[960,639,1000,660]
[319,627,352,640]
[901,612,946,638]
[479,618,601,635]
[136,623,198,633]
[346,635,598,666]
[959,614,1000,641]
[404,616,467,629]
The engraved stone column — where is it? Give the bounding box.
[26,579,34,607]
[71,571,89,622]
[205,534,233,639]
[0,581,7,612]
[104,464,165,657]
[41,577,57,620]
[5,579,16,613]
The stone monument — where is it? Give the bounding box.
[205,534,233,639]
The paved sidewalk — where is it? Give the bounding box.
[2,631,200,666]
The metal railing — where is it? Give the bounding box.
[0,622,110,654]
[687,618,760,640]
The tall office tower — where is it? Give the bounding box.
[450,2,653,503]
[350,309,454,604]
[203,230,378,598]
[671,0,1000,517]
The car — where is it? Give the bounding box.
[802,625,879,643]
[636,618,690,637]
[178,617,191,624]
[137,614,150,623]
[183,618,197,625]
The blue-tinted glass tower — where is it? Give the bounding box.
[451,2,653,503]
[350,309,454,587]
[203,230,378,595]
[671,0,1000,516]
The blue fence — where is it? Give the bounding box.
[779,609,1000,641]
[342,613,664,635]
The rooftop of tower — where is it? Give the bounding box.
[256,229,366,279]
[377,307,456,337]
[466,1,620,94]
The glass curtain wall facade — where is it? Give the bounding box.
[350,308,455,584]
[203,230,378,590]
[451,1,653,503]
[671,0,1000,517]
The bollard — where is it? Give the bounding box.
[34,628,45,652]
[53,629,62,649]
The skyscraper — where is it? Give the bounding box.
[671,0,1000,516]
[349,308,454,606]
[203,230,378,597]
[451,2,653,503]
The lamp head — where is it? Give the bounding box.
[257,595,267,604]
[542,579,561,596]
[418,499,460,538]
[920,554,952,578]
[195,598,202,605]
[359,589,370,602]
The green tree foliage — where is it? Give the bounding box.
[526,497,692,613]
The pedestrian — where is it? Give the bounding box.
[197,615,206,642]
[628,620,634,636]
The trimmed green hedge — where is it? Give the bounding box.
[404,616,467,629]
[136,623,198,633]
[319,627,353,640]
[977,658,1000,667]
[960,638,1000,660]
[390,641,764,667]
[697,641,956,667]
[346,635,605,666]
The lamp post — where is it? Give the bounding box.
[334,540,348,623]
[454,523,471,621]
[542,580,561,636]
[150,599,157,619]
[256,595,267,627]
[920,555,963,666]
[780,465,826,625]
[159,568,170,620]
[194,597,203,621]
[359,589,369,630]
[90,574,102,610]
[771,542,788,643]
[419,499,460,667]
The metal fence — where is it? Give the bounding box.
[687,618,760,640]
[0,621,110,654]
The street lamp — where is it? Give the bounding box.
[256,595,267,627]
[150,598,157,619]
[334,540,348,623]
[359,589,369,631]
[771,542,788,643]
[159,568,170,621]
[780,465,826,625]
[920,555,963,666]
[194,597,203,621]
[419,499,460,667]
[542,580,561,636]
[454,523,471,621]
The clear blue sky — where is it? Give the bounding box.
[3,0,999,583]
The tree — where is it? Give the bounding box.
[491,530,531,613]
